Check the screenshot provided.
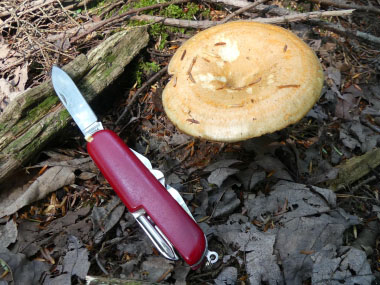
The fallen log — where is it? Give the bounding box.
[0,26,149,186]
[327,148,380,191]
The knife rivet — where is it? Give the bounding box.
[85,135,94,142]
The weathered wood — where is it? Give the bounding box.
[86,276,167,285]
[0,27,149,186]
[328,148,380,190]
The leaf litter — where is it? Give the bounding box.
[2,0,380,283]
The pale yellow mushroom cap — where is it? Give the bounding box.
[162,22,324,142]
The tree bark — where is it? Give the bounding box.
[0,27,149,185]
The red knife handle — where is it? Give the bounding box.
[87,130,206,267]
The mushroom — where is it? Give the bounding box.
[162,22,324,142]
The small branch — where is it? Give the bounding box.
[310,19,380,46]
[116,66,168,125]
[309,0,380,15]
[129,9,355,29]
[221,0,270,23]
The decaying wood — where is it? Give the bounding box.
[328,148,380,191]
[129,9,355,29]
[86,276,166,285]
[0,27,149,186]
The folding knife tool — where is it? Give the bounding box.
[51,66,218,269]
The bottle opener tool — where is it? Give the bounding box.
[51,66,218,269]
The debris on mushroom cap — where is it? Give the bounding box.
[162,22,324,142]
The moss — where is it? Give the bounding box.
[11,96,59,135]
[136,61,160,86]
[105,52,117,64]
[59,109,70,124]
[0,123,6,133]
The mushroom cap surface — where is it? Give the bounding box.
[162,22,324,142]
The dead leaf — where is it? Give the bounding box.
[11,63,28,92]
[214,214,283,285]
[335,93,358,120]
[215,267,238,285]
[140,256,173,282]
[256,155,293,181]
[245,181,363,284]
[172,265,190,285]
[207,168,239,187]
[339,128,360,150]
[0,62,28,113]
[209,188,240,218]
[15,207,91,258]
[236,168,266,190]
[326,66,341,87]
[0,41,10,58]
[204,159,241,172]
[311,245,374,284]
[63,236,91,279]
[43,236,90,284]
[0,247,49,284]
[0,166,75,218]
[91,196,125,244]
[0,219,17,248]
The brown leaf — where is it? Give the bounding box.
[0,166,75,218]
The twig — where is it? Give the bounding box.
[310,19,380,46]
[221,0,270,23]
[203,187,229,223]
[309,0,380,15]
[205,0,294,16]
[0,0,55,18]
[99,1,124,19]
[204,0,253,8]
[128,9,355,29]
[116,66,168,125]
[95,253,109,275]
[64,0,93,11]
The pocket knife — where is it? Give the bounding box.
[51,66,218,269]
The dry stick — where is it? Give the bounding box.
[129,9,355,29]
[116,66,168,125]
[310,19,380,46]
[70,0,189,43]
[309,0,380,15]
[221,0,270,23]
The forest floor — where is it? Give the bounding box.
[0,0,380,284]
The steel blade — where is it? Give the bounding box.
[51,66,100,137]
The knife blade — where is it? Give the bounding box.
[51,66,218,269]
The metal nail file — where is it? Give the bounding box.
[51,66,218,269]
